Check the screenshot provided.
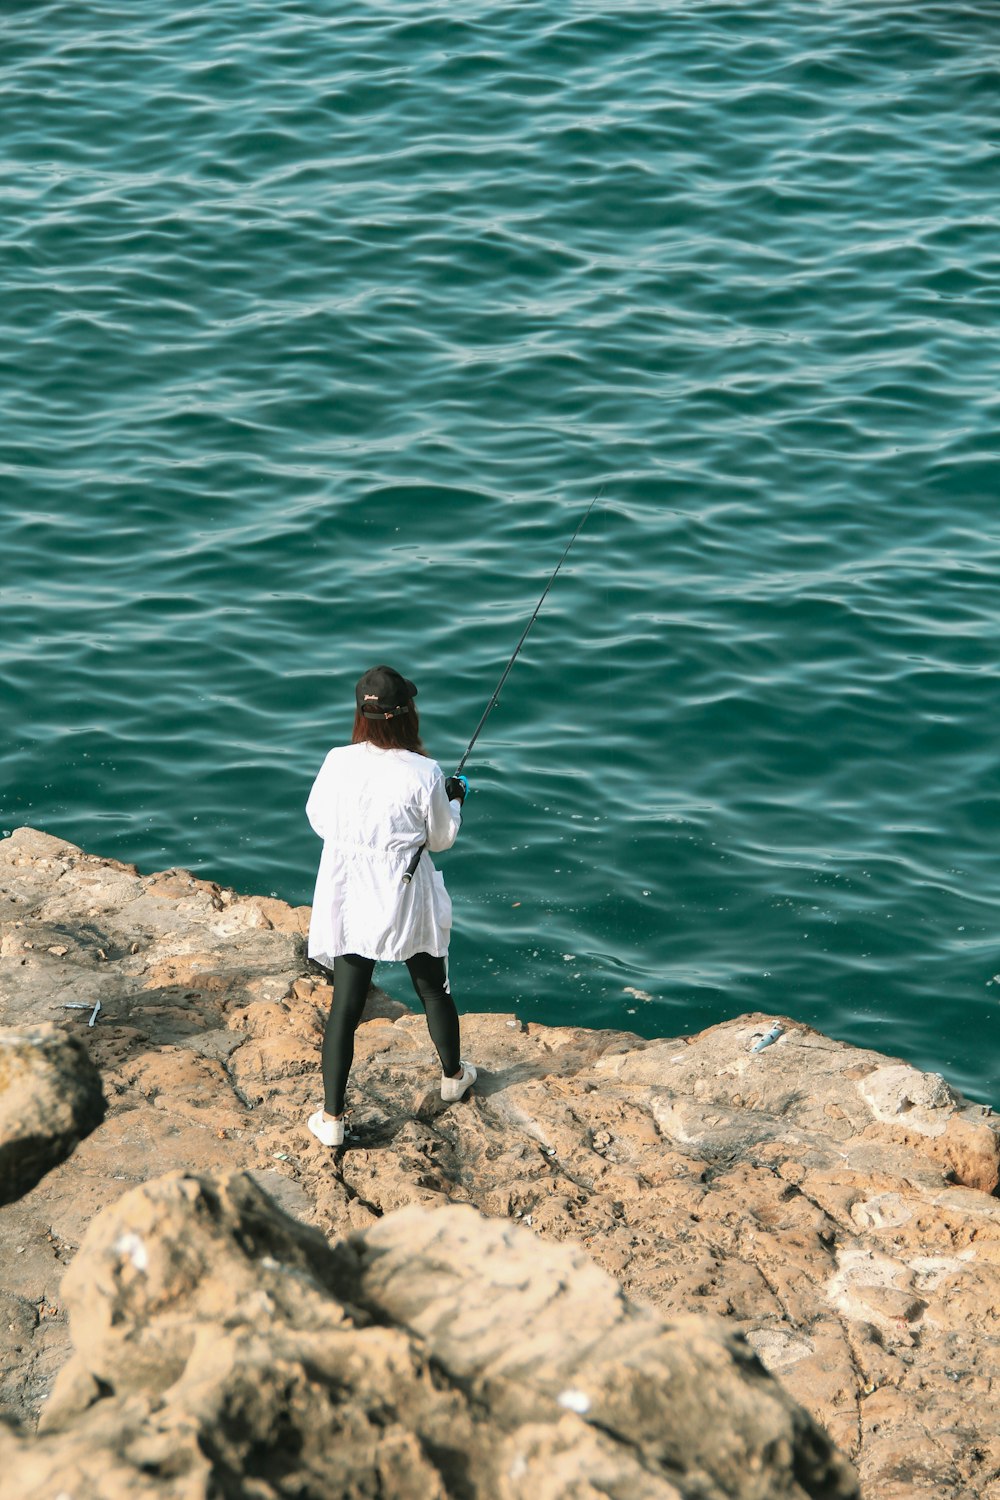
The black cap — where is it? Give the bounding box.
[356,665,418,719]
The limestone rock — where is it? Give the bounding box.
[1,1169,858,1499]
[2,829,1000,1497]
[0,1024,105,1206]
[354,1203,858,1500]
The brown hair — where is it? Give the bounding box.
[352,706,427,755]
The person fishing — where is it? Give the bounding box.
[305,665,476,1147]
[305,489,603,1147]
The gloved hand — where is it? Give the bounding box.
[445,775,469,805]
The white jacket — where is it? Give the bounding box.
[306,742,462,964]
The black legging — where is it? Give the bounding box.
[321,952,461,1115]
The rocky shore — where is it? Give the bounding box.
[1,827,998,1498]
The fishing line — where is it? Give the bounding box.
[402,484,605,884]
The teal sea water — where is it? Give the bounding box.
[2,2,998,1100]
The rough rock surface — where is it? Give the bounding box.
[1,827,999,1497]
[0,1023,105,1206]
[0,1169,859,1499]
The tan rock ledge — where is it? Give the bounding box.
[1,826,998,1499]
[2,1170,859,1500]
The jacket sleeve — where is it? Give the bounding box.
[425,772,463,852]
[306,760,331,839]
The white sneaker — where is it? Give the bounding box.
[441,1061,477,1102]
[308,1110,345,1147]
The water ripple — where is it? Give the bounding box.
[2,0,999,1099]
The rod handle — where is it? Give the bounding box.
[401,843,425,884]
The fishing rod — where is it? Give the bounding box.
[402,484,604,885]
